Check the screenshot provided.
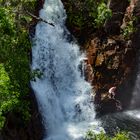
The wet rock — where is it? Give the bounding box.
[95,53,104,67]
[132,0,140,50]
[107,38,116,46]
[85,37,100,66]
[105,50,116,57]
[96,98,122,116]
[84,32,136,111]
[84,63,94,83]
[122,0,138,29]
[90,37,101,48]
[107,56,120,70]
[133,0,140,24]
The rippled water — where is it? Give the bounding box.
[100,110,140,140]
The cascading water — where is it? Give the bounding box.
[31,0,102,140]
[130,64,140,109]
[125,51,140,119]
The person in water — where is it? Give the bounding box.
[108,86,117,99]
[108,86,122,111]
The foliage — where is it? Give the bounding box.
[31,69,43,81]
[0,0,35,129]
[85,130,130,140]
[112,132,130,140]
[122,17,137,39]
[66,0,111,30]
[85,130,110,140]
[0,64,19,127]
[95,2,112,28]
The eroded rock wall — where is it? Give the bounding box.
[86,0,140,113]
[63,0,140,114]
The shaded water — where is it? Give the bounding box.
[130,61,140,109]
[101,110,140,140]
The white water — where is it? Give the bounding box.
[126,110,140,119]
[31,0,102,140]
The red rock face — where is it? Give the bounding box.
[83,0,140,113]
[85,35,136,93]
[83,28,137,113]
[84,60,94,84]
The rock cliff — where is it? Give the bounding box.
[2,0,140,139]
[63,0,140,114]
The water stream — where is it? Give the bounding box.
[31,0,102,140]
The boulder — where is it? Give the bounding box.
[96,98,122,116]
[95,53,104,67]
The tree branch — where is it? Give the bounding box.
[25,10,55,27]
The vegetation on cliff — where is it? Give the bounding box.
[62,0,112,43]
[86,130,130,140]
[0,0,36,129]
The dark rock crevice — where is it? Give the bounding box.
[105,0,129,35]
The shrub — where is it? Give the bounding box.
[95,2,112,28]
[65,0,112,30]
[85,130,130,140]
[31,69,43,81]
[122,17,137,39]
[0,0,35,129]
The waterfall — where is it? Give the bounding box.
[125,52,140,119]
[130,69,140,109]
[31,0,102,139]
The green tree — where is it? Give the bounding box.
[66,0,112,30]
[85,130,130,140]
[0,0,35,129]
